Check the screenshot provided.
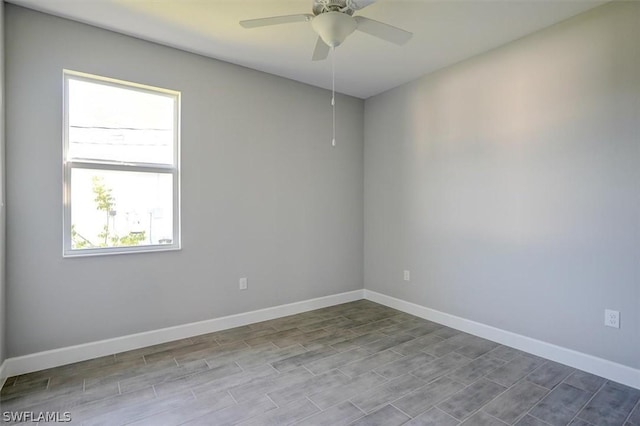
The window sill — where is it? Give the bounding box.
[63,244,181,258]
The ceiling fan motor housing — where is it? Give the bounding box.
[313,0,354,16]
[312,11,357,48]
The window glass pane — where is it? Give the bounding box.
[68,78,175,164]
[70,169,174,250]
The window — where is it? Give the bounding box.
[63,70,180,256]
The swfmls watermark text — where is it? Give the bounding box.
[2,411,72,423]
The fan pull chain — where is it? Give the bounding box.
[331,46,336,147]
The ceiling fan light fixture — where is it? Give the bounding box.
[311,11,357,48]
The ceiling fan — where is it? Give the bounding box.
[239,0,413,61]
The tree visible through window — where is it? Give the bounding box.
[63,70,180,256]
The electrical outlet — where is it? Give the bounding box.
[239,277,248,290]
[403,270,410,282]
[604,309,619,328]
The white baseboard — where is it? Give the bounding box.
[364,290,640,390]
[4,288,638,391]
[2,289,364,378]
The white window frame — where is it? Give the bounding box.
[62,70,181,257]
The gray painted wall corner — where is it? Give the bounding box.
[363,2,640,369]
[4,4,364,357]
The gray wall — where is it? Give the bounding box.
[5,5,364,357]
[0,0,6,367]
[364,2,640,369]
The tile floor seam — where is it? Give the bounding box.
[494,371,580,426]
[439,406,462,423]
[525,412,554,425]
[336,367,349,378]
[351,403,367,418]
[291,409,319,425]
[512,410,530,425]
[227,389,239,404]
[509,381,551,426]
[301,365,316,376]
[624,399,640,425]
[565,379,609,426]
[489,373,552,425]
[264,393,280,409]
[388,402,414,419]
[305,395,322,412]
[348,396,367,414]
[483,375,513,390]
[433,375,509,422]
[481,409,511,425]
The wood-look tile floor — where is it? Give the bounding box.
[2,300,639,425]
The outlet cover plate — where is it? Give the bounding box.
[239,277,248,290]
[604,309,620,328]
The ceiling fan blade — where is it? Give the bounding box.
[354,16,412,45]
[240,14,313,29]
[312,37,330,61]
[348,0,377,10]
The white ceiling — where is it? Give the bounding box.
[8,0,606,98]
